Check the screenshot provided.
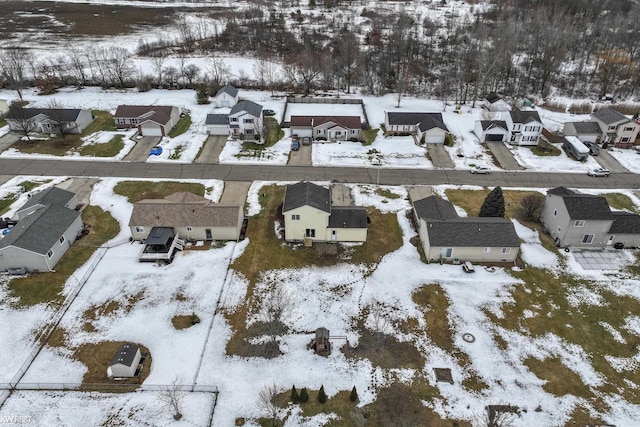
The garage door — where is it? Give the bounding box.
[141,125,163,137]
[222,101,230,107]
[485,134,504,142]
[207,125,228,136]
[290,127,312,138]
[424,135,444,143]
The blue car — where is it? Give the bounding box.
[291,141,300,151]
[149,146,163,156]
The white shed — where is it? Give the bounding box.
[107,343,142,378]
[0,99,10,116]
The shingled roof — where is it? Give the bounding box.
[569,121,602,134]
[413,196,459,221]
[215,84,238,98]
[6,107,83,122]
[548,187,614,220]
[205,114,229,125]
[480,120,508,131]
[110,343,140,367]
[283,181,330,213]
[230,100,263,118]
[290,115,362,129]
[114,105,175,125]
[425,218,520,247]
[592,107,628,125]
[329,207,368,228]
[386,112,449,132]
[509,110,541,124]
[129,201,242,228]
[609,212,640,234]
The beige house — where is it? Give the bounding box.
[384,112,449,143]
[591,107,640,148]
[413,196,520,263]
[283,182,368,243]
[128,192,244,242]
[114,105,181,137]
[289,115,362,141]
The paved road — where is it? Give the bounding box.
[427,144,455,168]
[0,158,637,189]
[123,136,161,162]
[594,149,629,173]
[195,135,227,164]
[486,142,524,170]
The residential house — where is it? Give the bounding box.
[212,84,239,108]
[485,93,510,112]
[540,187,640,248]
[591,107,640,148]
[282,181,368,243]
[0,99,9,116]
[503,110,543,146]
[114,105,181,137]
[412,195,520,263]
[0,187,83,272]
[5,108,94,135]
[473,120,509,143]
[228,100,263,138]
[129,191,244,242]
[205,114,231,136]
[290,115,362,141]
[107,343,141,378]
[384,112,449,143]
[563,121,603,144]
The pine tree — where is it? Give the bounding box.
[479,186,505,218]
[291,385,299,403]
[350,386,358,402]
[299,388,309,403]
[318,385,327,404]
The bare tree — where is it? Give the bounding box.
[283,49,324,95]
[151,52,167,87]
[258,384,281,427]
[163,66,179,88]
[0,47,33,103]
[206,57,231,89]
[46,100,76,141]
[253,57,281,95]
[260,284,293,345]
[519,194,545,221]
[476,405,519,427]
[66,45,88,88]
[6,105,35,142]
[102,47,134,88]
[159,378,185,421]
[183,63,201,87]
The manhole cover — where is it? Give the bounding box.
[462,333,475,343]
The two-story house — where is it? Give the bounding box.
[228,100,263,138]
[563,121,603,144]
[503,110,543,146]
[591,107,640,148]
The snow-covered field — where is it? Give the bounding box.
[1,177,640,426]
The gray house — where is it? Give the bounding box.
[384,112,449,143]
[540,187,640,248]
[590,107,640,148]
[114,105,181,137]
[5,108,94,135]
[563,121,602,144]
[413,196,520,263]
[0,188,83,272]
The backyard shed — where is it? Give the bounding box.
[107,343,141,378]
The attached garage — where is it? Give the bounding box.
[485,133,505,142]
[422,128,447,144]
[139,121,164,137]
[474,120,509,143]
[290,126,313,138]
[205,114,229,136]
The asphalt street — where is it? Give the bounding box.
[0,158,638,189]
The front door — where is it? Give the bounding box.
[607,235,615,246]
[331,230,336,241]
[205,229,212,240]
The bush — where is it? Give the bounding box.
[136,76,154,92]
[299,388,309,403]
[318,385,327,404]
[568,102,593,114]
[195,84,211,105]
[349,137,360,142]
[291,385,299,403]
[350,386,358,402]
[480,187,505,218]
[542,100,567,112]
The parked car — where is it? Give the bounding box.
[583,141,600,156]
[587,167,610,177]
[291,140,300,151]
[470,165,491,174]
[462,261,475,273]
[263,109,276,116]
[301,136,312,146]
[149,146,163,156]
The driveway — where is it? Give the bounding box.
[427,144,454,168]
[219,181,252,205]
[123,136,161,162]
[54,177,99,211]
[486,142,524,170]
[0,133,19,153]
[330,184,353,206]
[196,135,227,164]
[594,149,629,173]
[288,144,312,166]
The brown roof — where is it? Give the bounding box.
[290,115,362,130]
[163,192,209,203]
[114,105,175,125]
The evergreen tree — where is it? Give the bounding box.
[299,388,309,403]
[318,385,327,404]
[350,386,358,402]
[479,187,505,218]
[291,385,299,404]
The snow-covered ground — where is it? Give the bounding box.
[1,178,639,426]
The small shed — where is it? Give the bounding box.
[308,327,331,356]
[107,343,141,378]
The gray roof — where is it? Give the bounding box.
[548,187,576,197]
[563,196,613,220]
[283,181,330,213]
[386,112,449,132]
[1,188,80,255]
[144,227,174,245]
[413,196,459,221]
[486,93,503,103]
[425,218,520,247]
[205,114,229,125]
[509,110,541,124]
[230,100,263,117]
[480,120,508,131]
[6,107,82,122]
[329,207,368,228]
[569,121,602,134]
[110,343,140,367]
[215,84,238,98]
[592,107,628,125]
[609,212,640,234]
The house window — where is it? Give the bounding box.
[130,118,138,124]
[483,247,491,253]
[621,137,630,143]
[317,129,325,134]
[245,129,254,135]
[305,229,316,238]
[574,220,585,227]
[582,234,595,244]
[553,209,557,217]
[291,214,300,220]
[59,236,65,244]
[186,226,193,232]
[47,250,54,258]
[403,125,410,131]
[624,126,635,132]
[351,129,357,134]
[230,117,238,122]
[135,226,144,233]
[608,125,617,131]
[501,248,511,254]
[243,118,253,124]
[116,118,126,124]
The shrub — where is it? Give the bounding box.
[350,386,358,402]
[291,385,299,403]
[480,187,505,218]
[299,388,309,403]
[568,102,593,114]
[542,100,567,112]
[318,385,327,404]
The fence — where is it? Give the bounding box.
[2,382,218,393]
[286,97,363,105]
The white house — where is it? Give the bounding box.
[212,84,239,108]
[563,121,603,144]
[384,112,449,143]
[114,105,181,137]
[290,115,362,141]
[107,343,142,378]
[5,108,94,135]
[0,99,9,116]
[503,110,543,146]
[591,107,640,148]
[473,120,509,143]
[485,93,510,112]
[205,114,230,136]
[228,100,263,138]
[0,188,83,272]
